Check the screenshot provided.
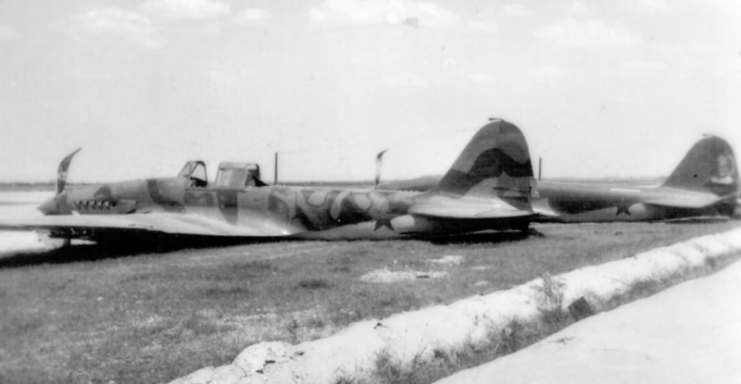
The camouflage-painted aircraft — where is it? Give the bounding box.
[378,135,740,222]
[0,119,537,244]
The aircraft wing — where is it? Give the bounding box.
[0,212,296,239]
[641,187,738,209]
[408,196,532,219]
[539,182,734,210]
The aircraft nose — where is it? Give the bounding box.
[38,196,58,215]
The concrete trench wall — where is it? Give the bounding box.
[169,227,741,384]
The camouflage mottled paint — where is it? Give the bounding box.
[434,120,533,198]
[29,119,535,241]
[146,179,185,212]
[265,188,415,231]
[664,136,738,196]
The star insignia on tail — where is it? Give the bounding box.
[374,219,394,231]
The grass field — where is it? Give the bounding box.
[1,219,740,384]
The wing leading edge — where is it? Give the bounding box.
[409,196,532,219]
[0,212,298,240]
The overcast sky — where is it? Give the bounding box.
[1,0,739,183]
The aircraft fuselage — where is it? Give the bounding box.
[45,177,529,240]
[0,120,540,243]
[536,181,735,222]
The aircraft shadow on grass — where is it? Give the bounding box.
[427,228,544,245]
[0,228,542,268]
[0,244,137,268]
[662,216,732,225]
[0,232,315,268]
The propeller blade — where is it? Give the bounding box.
[56,148,82,195]
[375,149,388,190]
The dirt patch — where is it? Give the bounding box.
[427,255,465,265]
[360,268,450,283]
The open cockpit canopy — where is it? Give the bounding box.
[178,161,268,189]
[215,162,268,188]
[178,160,208,187]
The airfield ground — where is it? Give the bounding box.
[0,219,740,384]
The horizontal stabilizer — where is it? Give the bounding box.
[409,196,533,219]
[643,188,740,209]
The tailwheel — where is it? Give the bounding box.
[512,219,530,233]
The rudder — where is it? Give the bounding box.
[662,136,738,196]
[432,119,535,202]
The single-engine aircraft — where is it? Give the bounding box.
[0,119,538,244]
[377,135,740,222]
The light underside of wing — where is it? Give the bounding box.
[540,184,727,210]
[409,197,532,219]
[0,213,296,238]
[642,188,722,209]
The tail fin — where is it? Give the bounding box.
[662,136,738,196]
[432,119,535,203]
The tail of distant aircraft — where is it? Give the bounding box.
[662,136,739,197]
[56,148,82,195]
[431,119,535,204]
